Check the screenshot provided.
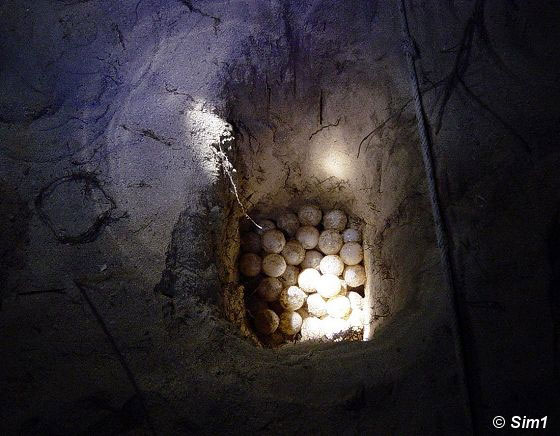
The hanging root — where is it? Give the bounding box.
[398,0,472,427]
[214,129,262,230]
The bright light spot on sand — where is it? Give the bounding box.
[322,149,352,179]
[184,101,232,181]
[185,101,231,145]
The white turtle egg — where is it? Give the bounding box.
[316,274,342,298]
[343,265,366,287]
[279,311,303,335]
[241,232,261,253]
[319,255,344,276]
[340,242,363,265]
[279,265,299,287]
[262,253,287,277]
[262,229,286,254]
[256,277,283,302]
[276,212,300,236]
[297,204,322,226]
[347,291,363,309]
[295,226,320,250]
[300,316,323,341]
[301,250,323,270]
[256,219,276,235]
[321,317,350,340]
[281,240,305,265]
[239,253,261,277]
[279,286,307,311]
[254,309,279,334]
[348,308,364,328]
[318,230,343,255]
[342,228,361,243]
[322,209,347,231]
[298,268,321,293]
[326,295,351,318]
[306,293,328,317]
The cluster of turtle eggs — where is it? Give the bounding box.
[238,205,366,344]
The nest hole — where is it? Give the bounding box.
[218,195,376,348]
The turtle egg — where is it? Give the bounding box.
[265,331,286,347]
[319,255,344,276]
[306,293,328,317]
[322,209,347,231]
[246,295,268,315]
[297,205,322,226]
[348,308,364,328]
[347,291,363,310]
[276,212,300,236]
[316,274,342,298]
[296,226,320,250]
[256,277,283,302]
[298,268,321,293]
[269,300,284,315]
[340,242,363,265]
[241,232,261,253]
[254,309,279,334]
[342,228,361,243]
[281,240,306,265]
[322,317,350,340]
[300,316,323,341]
[343,265,366,287]
[279,265,299,287]
[318,229,343,255]
[279,286,307,311]
[256,219,276,235]
[262,254,287,277]
[326,295,351,318]
[301,250,323,270]
[239,253,261,277]
[279,311,303,335]
[262,229,286,254]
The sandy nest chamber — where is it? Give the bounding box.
[213,124,379,348]
[210,68,433,349]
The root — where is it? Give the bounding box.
[213,129,262,230]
